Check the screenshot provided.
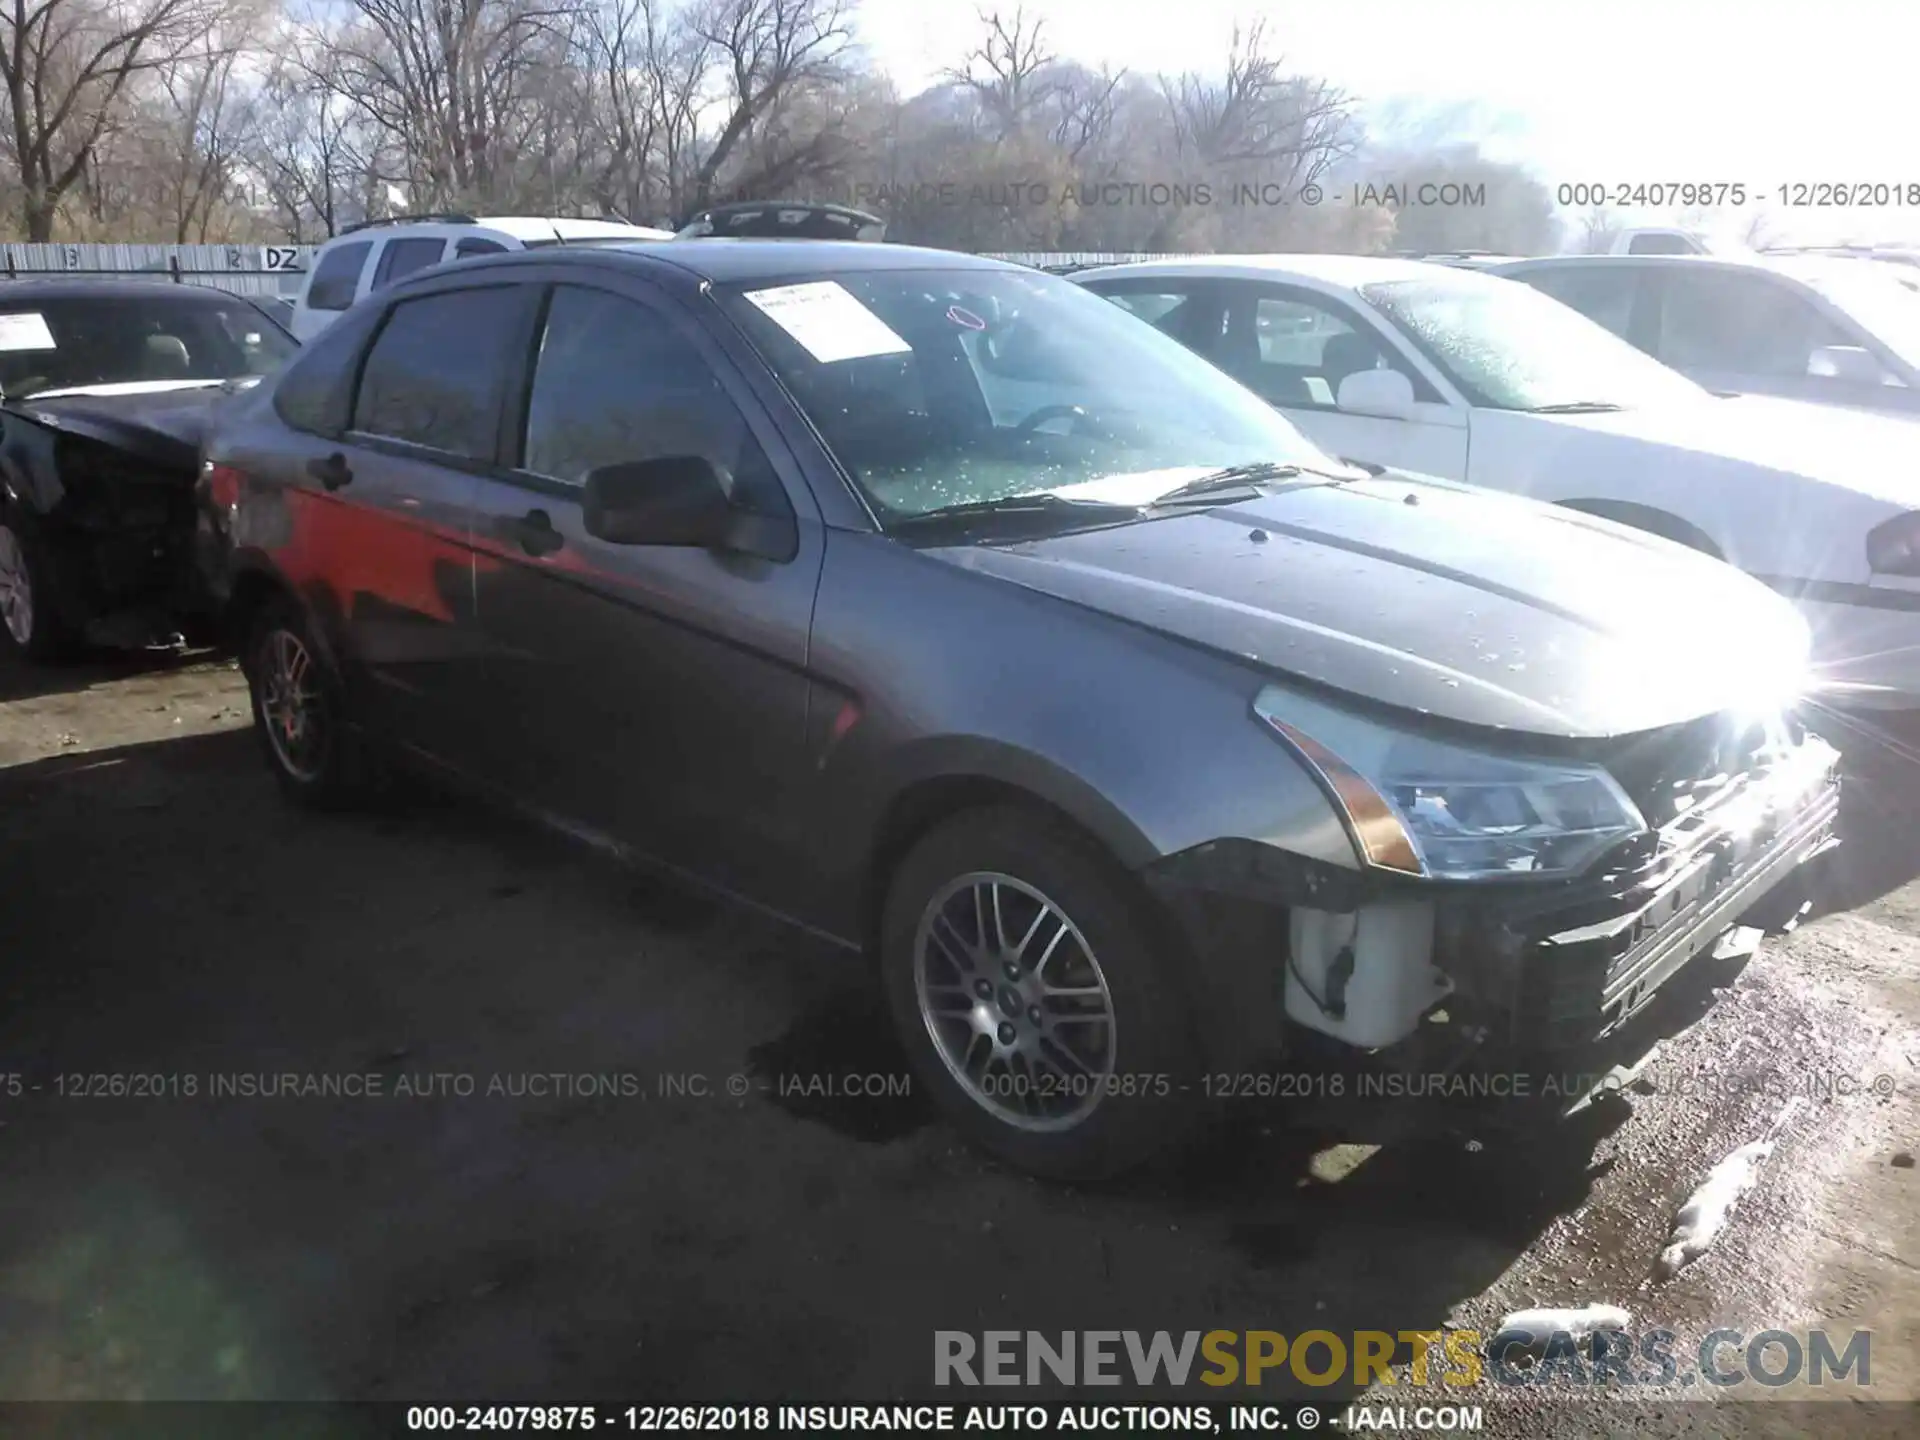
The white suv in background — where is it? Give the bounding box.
[288,214,674,339]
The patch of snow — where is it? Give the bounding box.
[1654,1098,1803,1281]
[1495,1304,1633,1346]
[1655,1138,1775,1279]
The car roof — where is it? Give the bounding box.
[1068,253,1473,290]
[467,238,1019,285]
[1494,250,1920,292]
[323,216,675,244]
[473,216,676,242]
[1495,252,1800,278]
[0,278,257,303]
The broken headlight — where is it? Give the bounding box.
[1252,685,1646,882]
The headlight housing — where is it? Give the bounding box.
[1253,686,1647,882]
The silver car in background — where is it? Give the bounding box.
[1497,252,1920,416]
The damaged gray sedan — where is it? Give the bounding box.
[200,243,1840,1179]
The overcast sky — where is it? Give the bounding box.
[854,0,1920,245]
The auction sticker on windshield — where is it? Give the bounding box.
[743,281,911,363]
[0,312,57,352]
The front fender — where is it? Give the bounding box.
[0,409,66,514]
[870,733,1163,872]
[795,534,1366,947]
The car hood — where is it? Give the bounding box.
[1524,394,1920,506]
[2,382,229,471]
[927,473,1811,739]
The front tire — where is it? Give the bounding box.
[879,805,1200,1180]
[245,596,366,807]
[0,507,76,663]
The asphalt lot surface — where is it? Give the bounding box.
[0,649,1915,1436]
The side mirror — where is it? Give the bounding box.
[1808,344,1886,386]
[581,455,794,560]
[1335,367,1417,419]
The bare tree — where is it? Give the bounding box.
[245,47,381,239]
[1740,207,1781,251]
[311,0,580,210]
[1369,146,1558,257]
[1043,60,1122,165]
[148,6,266,241]
[1577,204,1620,253]
[682,0,853,213]
[943,7,1057,141]
[0,0,1428,256]
[575,0,700,221]
[0,0,221,239]
[1160,21,1351,179]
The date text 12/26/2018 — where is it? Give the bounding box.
[1556,182,1920,208]
[403,1404,1272,1432]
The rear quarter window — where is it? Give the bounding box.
[273,306,382,434]
[372,236,450,290]
[306,241,373,312]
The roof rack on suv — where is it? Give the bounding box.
[675,201,886,241]
[336,213,479,236]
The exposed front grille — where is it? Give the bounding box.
[1484,715,1841,1049]
[1595,710,1796,830]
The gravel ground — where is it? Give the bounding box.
[0,649,1914,1437]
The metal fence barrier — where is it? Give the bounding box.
[0,243,312,298]
[0,240,1190,298]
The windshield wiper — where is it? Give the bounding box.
[1149,459,1364,506]
[1526,401,1626,414]
[888,491,1142,533]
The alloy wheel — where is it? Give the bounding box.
[0,523,33,646]
[913,871,1118,1132]
[259,627,327,782]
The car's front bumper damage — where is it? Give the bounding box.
[1146,720,1843,1066]
[1436,740,1840,1048]
[0,398,216,644]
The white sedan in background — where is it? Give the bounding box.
[1493,252,1920,417]
[1070,256,1920,710]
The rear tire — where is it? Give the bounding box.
[879,805,1200,1180]
[244,595,367,808]
[0,507,77,663]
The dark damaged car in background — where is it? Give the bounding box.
[0,280,296,659]
[197,241,1841,1178]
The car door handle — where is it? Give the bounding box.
[306,452,352,490]
[508,508,564,557]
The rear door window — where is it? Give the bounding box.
[1516,266,1643,341]
[371,236,450,291]
[352,287,529,460]
[306,241,373,312]
[1085,284,1219,351]
[1654,270,1849,376]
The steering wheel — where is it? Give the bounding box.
[1011,403,1155,448]
[1013,403,1090,435]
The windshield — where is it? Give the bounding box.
[1359,275,1708,411]
[1790,264,1920,372]
[715,267,1335,522]
[0,293,297,399]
